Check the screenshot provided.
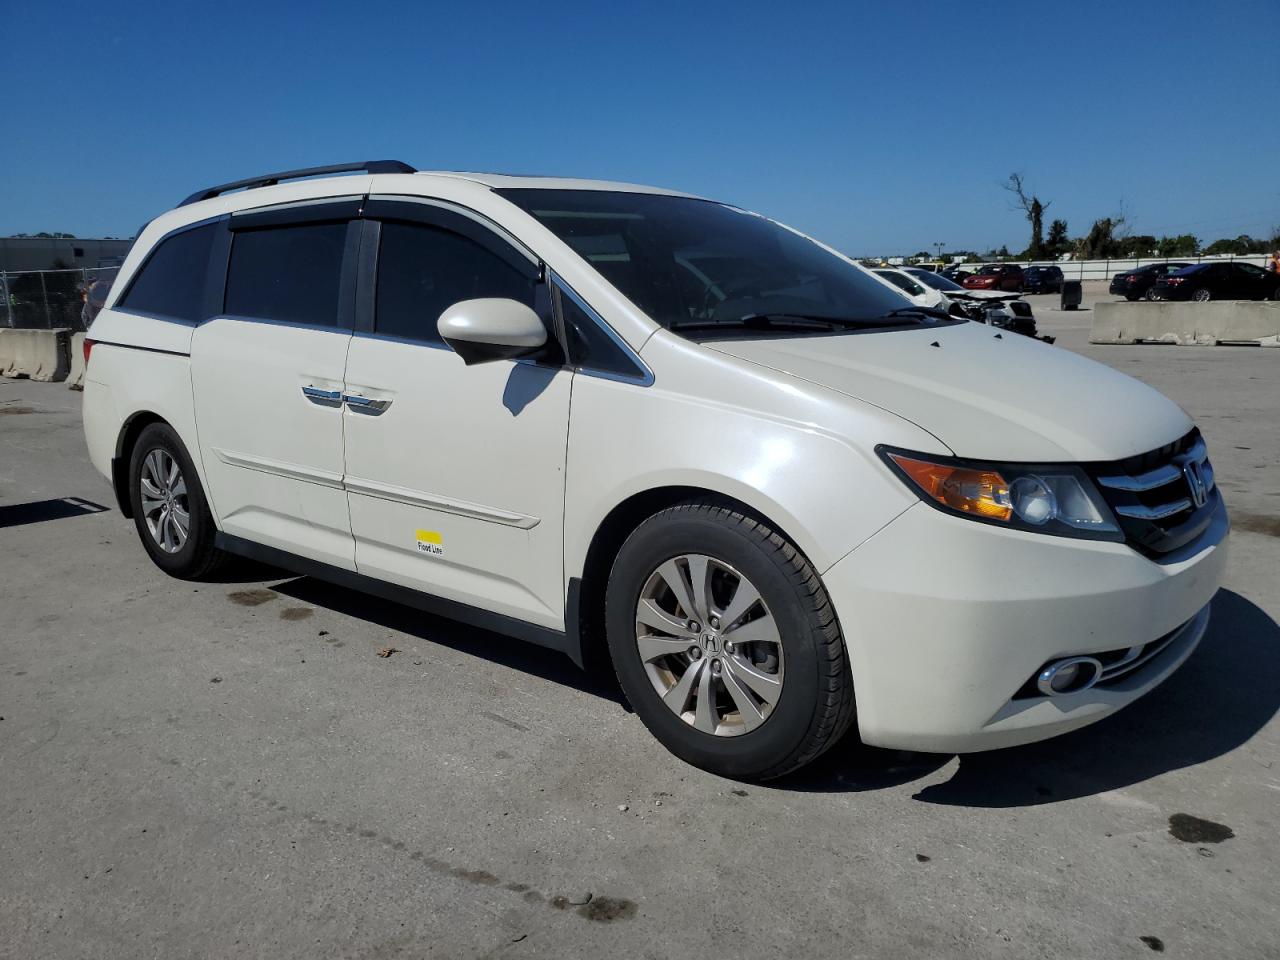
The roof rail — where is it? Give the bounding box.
[178,160,416,207]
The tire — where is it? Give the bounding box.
[1268,286,1280,301]
[604,499,855,780]
[1191,288,1212,302]
[128,422,227,579]
[1143,287,1159,302]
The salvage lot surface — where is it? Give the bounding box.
[2,305,1278,959]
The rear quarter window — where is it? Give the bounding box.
[117,222,217,322]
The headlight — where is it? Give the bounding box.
[878,447,1122,540]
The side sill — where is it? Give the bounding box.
[214,532,579,662]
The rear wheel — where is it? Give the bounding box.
[1192,287,1212,302]
[1143,286,1159,301]
[605,499,855,780]
[128,422,227,579]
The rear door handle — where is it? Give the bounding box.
[301,385,342,405]
[343,394,392,414]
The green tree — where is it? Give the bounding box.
[1156,234,1199,257]
[1075,217,1127,259]
[1045,219,1070,259]
[1117,234,1157,258]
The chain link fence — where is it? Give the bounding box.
[1,267,120,332]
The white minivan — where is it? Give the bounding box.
[82,161,1228,779]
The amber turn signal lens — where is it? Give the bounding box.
[889,454,1013,521]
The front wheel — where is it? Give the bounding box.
[1144,287,1159,301]
[129,422,227,579]
[605,499,855,780]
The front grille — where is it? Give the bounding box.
[1090,429,1218,556]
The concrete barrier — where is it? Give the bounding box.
[1091,301,1280,346]
[67,332,86,390]
[0,328,72,381]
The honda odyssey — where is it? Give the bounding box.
[81,161,1228,779]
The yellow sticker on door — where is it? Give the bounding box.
[415,529,445,557]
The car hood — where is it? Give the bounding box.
[949,289,1020,302]
[707,321,1192,462]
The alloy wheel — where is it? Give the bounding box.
[635,553,784,736]
[1192,288,1212,302]
[139,448,190,553]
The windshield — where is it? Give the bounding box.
[905,268,965,292]
[496,189,911,334]
[977,265,1003,275]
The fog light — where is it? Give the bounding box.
[1036,656,1102,696]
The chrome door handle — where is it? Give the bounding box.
[301,385,342,404]
[343,394,392,414]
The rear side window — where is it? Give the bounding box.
[225,222,348,326]
[374,221,536,344]
[118,222,217,322]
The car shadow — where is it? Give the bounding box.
[0,496,109,528]
[269,575,623,703]
[777,589,1279,804]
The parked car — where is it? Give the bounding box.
[1022,265,1064,295]
[890,268,1040,338]
[963,263,1024,292]
[1152,262,1280,302]
[940,265,973,283]
[82,161,1227,780]
[1109,263,1192,301]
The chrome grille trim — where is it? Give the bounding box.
[1097,463,1182,492]
[1097,612,1200,685]
[1115,499,1193,520]
[1097,438,1209,492]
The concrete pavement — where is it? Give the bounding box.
[2,305,1277,959]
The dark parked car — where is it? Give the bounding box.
[940,265,973,283]
[1153,262,1280,302]
[1022,265,1064,294]
[963,263,1024,292]
[1109,262,1192,301]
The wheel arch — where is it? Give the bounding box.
[111,411,171,518]
[567,484,816,676]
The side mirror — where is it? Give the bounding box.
[438,298,548,366]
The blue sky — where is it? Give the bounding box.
[3,0,1276,255]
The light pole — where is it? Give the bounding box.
[934,242,945,262]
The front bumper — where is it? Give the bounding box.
[825,498,1228,753]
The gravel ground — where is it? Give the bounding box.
[2,293,1277,959]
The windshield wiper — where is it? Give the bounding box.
[670,312,911,332]
[883,306,955,323]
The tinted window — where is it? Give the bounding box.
[225,222,348,326]
[906,269,965,292]
[496,189,906,337]
[1236,263,1265,277]
[375,221,536,344]
[876,271,924,296]
[558,285,643,378]
[118,222,217,321]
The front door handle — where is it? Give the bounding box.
[343,394,392,414]
[301,385,342,405]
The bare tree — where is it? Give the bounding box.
[1003,173,1051,260]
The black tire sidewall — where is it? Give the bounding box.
[128,423,214,575]
[605,510,826,778]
